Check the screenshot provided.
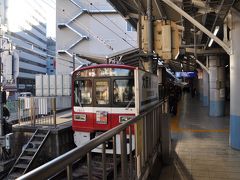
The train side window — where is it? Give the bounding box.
[113,79,134,104]
[74,80,92,105]
[95,80,109,105]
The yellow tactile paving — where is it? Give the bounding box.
[171,104,228,133]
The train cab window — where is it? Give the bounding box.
[95,80,109,105]
[74,80,92,105]
[113,79,134,105]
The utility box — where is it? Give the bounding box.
[57,75,63,96]
[43,75,50,96]
[141,17,183,62]
[35,74,71,97]
[36,75,43,96]
[50,75,56,96]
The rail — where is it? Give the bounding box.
[17,99,170,180]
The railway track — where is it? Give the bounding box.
[73,154,120,180]
[53,153,121,180]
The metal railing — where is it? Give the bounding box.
[18,97,57,127]
[17,99,170,180]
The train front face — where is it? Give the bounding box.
[72,65,136,148]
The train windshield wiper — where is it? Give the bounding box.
[125,98,134,110]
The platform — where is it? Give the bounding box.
[158,94,240,180]
[12,109,72,128]
[10,109,74,167]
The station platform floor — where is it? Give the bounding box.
[158,93,240,180]
[12,109,72,130]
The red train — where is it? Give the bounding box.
[72,64,159,153]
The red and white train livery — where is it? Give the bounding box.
[72,64,159,153]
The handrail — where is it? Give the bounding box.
[17,100,168,180]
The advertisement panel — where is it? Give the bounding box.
[135,69,159,113]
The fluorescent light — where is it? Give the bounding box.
[208,26,220,47]
[213,26,220,35]
[181,63,183,68]
[208,39,214,47]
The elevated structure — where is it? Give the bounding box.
[56,0,137,74]
[0,0,55,95]
[6,1,240,180]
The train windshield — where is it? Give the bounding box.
[73,67,135,107]
[74,80,92,105]
[95,80,109,104]
[113,79,134,104]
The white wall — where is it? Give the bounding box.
[56,0,137,75]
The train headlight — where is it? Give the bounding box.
[119,116,134,123]
[96,111,108,124]
[74,114,86,121]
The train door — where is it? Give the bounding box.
[93,78,112,131]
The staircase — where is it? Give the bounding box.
[8,129,50,179]
[57,0,88,56]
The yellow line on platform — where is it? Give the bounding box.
[170,103,229,133]
[172,128,229,133]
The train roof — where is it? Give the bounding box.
[72,64,136,74]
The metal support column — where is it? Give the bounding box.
[0,39,3,136]
[120,130,128,178]
[146,0,153,73]
[0,91,3,136]
[198,77,203,102]
[209,56,225,117]
[230,9,240,149]
[203,66,209,107]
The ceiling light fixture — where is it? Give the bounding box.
[208,26,220,47]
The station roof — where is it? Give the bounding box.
[107,0,238,46]
[107,0,240,72]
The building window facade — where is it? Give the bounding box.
[126,22,136,32]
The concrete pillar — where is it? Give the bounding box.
[198,78,203,102]
[209,56,225,116]
[202,70,209,106]
[230,10,240,149]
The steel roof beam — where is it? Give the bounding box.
[195,59,209,74]
[204,0,236,49]
[162,0,231,54]
[133,0,145,14]
[186,47,225,54]
[154,0,167,19]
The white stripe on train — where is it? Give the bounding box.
[73,106,136,114]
